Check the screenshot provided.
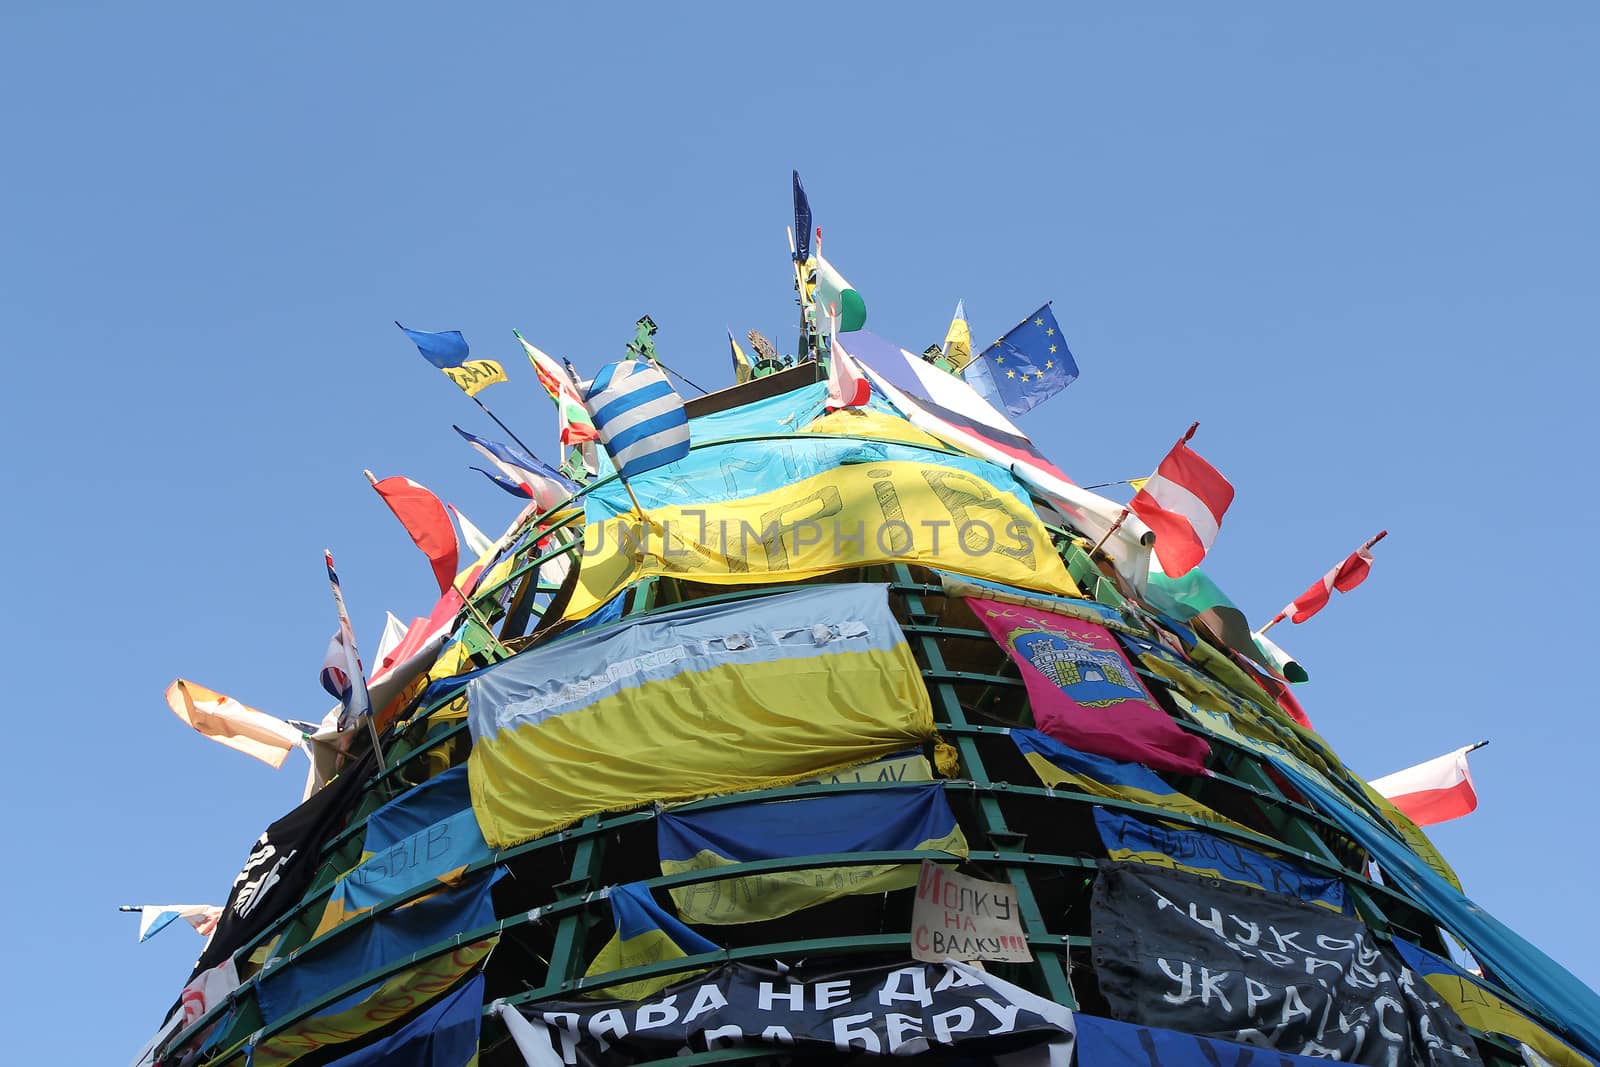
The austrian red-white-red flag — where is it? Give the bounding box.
[826,315,870,409]
[1271,530,1387,625]
[1370,745,1480,827]
[1128,423,1234,578]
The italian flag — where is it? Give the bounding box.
[1129,423,1234,578]
[517,334,600,447]
[813,254,866,333]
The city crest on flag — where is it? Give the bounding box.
[1005,620,1147,709]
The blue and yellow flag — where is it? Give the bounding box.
[466,583,936,848]
[1010,728,1244,831]
[1092,808,1347,912]
[397,322,507,397]
[1391,939,1592,1067]
[566,441,1077,622]
[657,783,968,924]
[585,882,718,1000]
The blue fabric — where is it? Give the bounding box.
[322,973,485,1067]
[657,783,959,865]
[562,590,626,637]
[610,882,717,949]
[340,807,489,914]
[365,766,471,852]
[1076,1013,1335,1066]
[257,870,499,1024]
[960,303,1078,417]
[792,170,811,263]
[397,323,471,369]
[584,360,690,478]
[1093,808,1347,912]
[1273,760,1600,1060]
[454,424,579,502]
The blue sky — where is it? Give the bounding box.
[3,4,1596,1061]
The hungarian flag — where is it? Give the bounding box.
[1129,423,1234,578]
[1371,746,1480,827]
[366,473,459,594]
[1272,531,1386,625]
[516,332,600,447]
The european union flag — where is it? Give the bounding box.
[961,303,1078,417]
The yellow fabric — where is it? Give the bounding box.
[583,927,704,1002]
[565,459,1078,621]
[248,940,495,1067]
[934,740,962,778]
[468,649,937,849]
[943,310,972,370]
[664,823,969,925]
[802,407,946,449]
[789,750,934,786]
[442,358,507,396]
[1420,972,1591,1067]
[1020,752,1251,835]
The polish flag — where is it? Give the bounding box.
[1129,423,1234,578]
[1273,531,1386,625]
[827,319,871,409]
[1371,746,1480,827]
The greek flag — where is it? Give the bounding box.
[582,359,690,478]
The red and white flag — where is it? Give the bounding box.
[1272,531,1386,625]
[366,473,460,595]
[1129,423,1234,578]
[1371,745,1480,827]
[826,316,870,409]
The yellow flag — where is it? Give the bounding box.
[943,299,972,370]
[440,358,508,396]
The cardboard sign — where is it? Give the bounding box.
[911,861,1032,963]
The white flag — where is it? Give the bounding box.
[165,680,303,769]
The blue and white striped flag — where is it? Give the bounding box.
[582,359,690,478]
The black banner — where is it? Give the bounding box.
[1091,861,1481,1067]
[507,958,1074,1065]
[190,751,375,977]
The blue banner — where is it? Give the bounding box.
[323,973,485,1067]
[1076,1013,1346,1066]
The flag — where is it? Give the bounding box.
[563,445,1077,622]
[1371,746,1480,827]
[1129,423,1234,578]
[164,679,304,769]
[657,783,968,924]
[1272,531,1386,625]
[1142,561,1273,671]
[727,329,753,385]
[967,596,1211,776]
[1092,807,1347,912]
[1250,627,1308,683]
[260,871,498,1023]
[813,253,866,332]
[320,550,371,731]
[135,903,222,942]
[584,882,718,1000]
[961,304,1078,417]
[1009,728,1242,831]
[1076,1014,1352,1067]
[466,583,935,847]
[366,473,459,595]
[825,332,870,408]
[453,425,580,511]
[942,299,973,369]
[248,941,496,1067]
[845,330,1155,591]
[316,973,485,1067]
[516,332,601,447]
[792,170,811,264]
[374,611,409,670]
[582,359,691,479]
[1391,939,1592,1067]
[396,322,506,396]
[180,957,239,1028]
[447,503,494,559]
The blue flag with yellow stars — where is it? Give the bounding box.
[961,303,1078,417]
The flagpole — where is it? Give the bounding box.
[1088,508,1131,557]
[1466,740,1490,753]
[469,394,540,459]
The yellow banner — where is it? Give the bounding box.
[441,359,507,396]
[567,459,1077,620]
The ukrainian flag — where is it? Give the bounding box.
[657,783,968,924]
[1093,808,1347,912]
[584,882,718,1000]
[1391,938,1593,1067]
[1010,728,1245,832]
[466,583,936,848]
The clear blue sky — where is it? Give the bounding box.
[3,4,1595,1061]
